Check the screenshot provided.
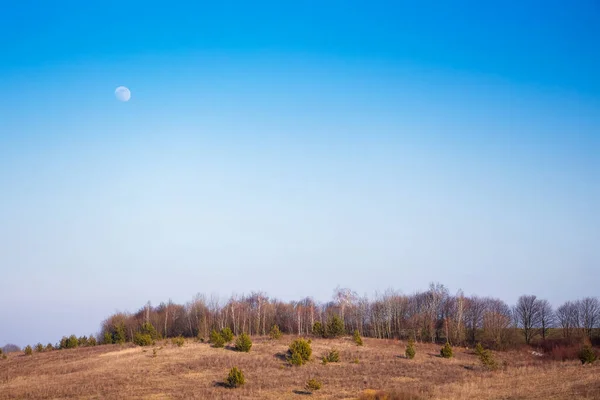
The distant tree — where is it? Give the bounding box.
[312,321,324,337]
[514,295,541,345]
[35,343,44,353]
[556,301,579,339]
[538,299,555,340]
[24,345,33,356]
[103,332,114,345]
[326,315,345,338]
[140,322,159,340]
[578,297,600,339]
[269,325,282,340]
[2,344,21,353]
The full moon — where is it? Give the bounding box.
[115,86,131,102]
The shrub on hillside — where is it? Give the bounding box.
[78,336,89,347]
[353,329,363,346]
[171,336,185,347]
[221,327,234,343]
[305,378,322,392]
[288,338,312,366]
[88,336,97,346]
[113,323,127,344]
[405,339,416,359]
[134,333,154,346]
[45,343,54,352]
[210,329,225,348]
[103,332,114,345]
[322,348,340,364]
[140,322,159,340]
[440,342,453,358]
[578,346,597,365]
[326,315,345,338]
[475,344,498,370]
[270,324,282,340]
[234,332,252,352]
[312,321,324,337]
[34,343,44,353]
[226,367,245,388]
[24,345,33,356]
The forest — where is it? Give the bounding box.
[91,283,598,350]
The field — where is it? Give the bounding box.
[1,336,598,399]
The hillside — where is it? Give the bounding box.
[1,336,598,399]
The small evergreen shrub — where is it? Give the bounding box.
[270,324,282,340]
[578,346,597,365]
[78,336,89,347]
[305,378,322,392]
[234,332,252,352]
[88,336,97,346]
[171,336,185,347]
[103,332,114,345]
[325,315,345,338]
[35,343,44,353]
[323,348,340,363]
[210,329,225,348]
[288,338,312,366]
[353,329,363,346]
[63,335,79,349]
[289,351,304,366]
[476,344,498,370]
[45,343,54,352]
[440,342,453,358]
[312,321,324,337]
[221,327,234,343]
[226,367,245,388]
[24,345,33,356]
[352,357,360,364]
[140,322,159,340]
[113,323,127,344]
[134,333,154,347]
[405,339,416,359]
[474,343,485,357]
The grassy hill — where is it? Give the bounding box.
[0,336,598,399]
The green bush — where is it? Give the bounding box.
[270,324,282,340]
[325,315,345,338]
[353,329,363,346]
[479,348,498,370]
[171,336,185,347]
[405,339,416,359]
[440,342,453,358]
[60,335,79,349]
[113,323,127,344]
[78,336,89,347]
[234,332,252,352]
[134,333,154,347]
[24,345,33,356]
[305,378,322,392]
[45,343,54,352]
[88,336,97,346]
[322,348,340,364]
[210,329,225,348]
[221,327,234,343]
[474,343,485,357]
[312,321,324,337]
[288,338,312,366]
[35,343,44,353]
[226,366,245,388]
[578,346,597,365]
[140,322,159,340]
[103,332,113,345]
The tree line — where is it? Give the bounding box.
[96,283,599,349]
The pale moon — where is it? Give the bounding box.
[115,86,131,102]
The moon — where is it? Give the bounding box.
[115,86,131,102]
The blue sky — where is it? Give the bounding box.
[1,1,599,346]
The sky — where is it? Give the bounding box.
[1,1,599,347]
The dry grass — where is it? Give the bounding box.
[0,336,597,399]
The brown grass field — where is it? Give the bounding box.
[1,336,598,399]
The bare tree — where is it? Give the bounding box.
[514,295,541,345]
[537,299,554,341]
[578,297,600,339]
[556,301,579,339]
